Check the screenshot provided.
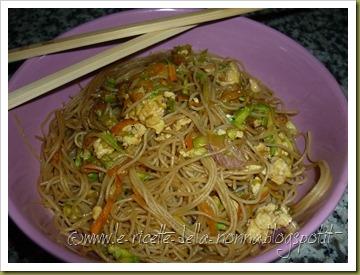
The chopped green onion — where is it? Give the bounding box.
[232,106,251,128]
[82,149,92,161]
[252,103,273,127]
[227,129,239,140]
[99,131,122,151]
[105,78,117,88]
[87,172,98,182]
[216,223,227,231]
[104,93,117,103]
[74,149,94,167]
[137,171,152,182]
[195,70,207,82]
[264,135,277,157]
[193,136,207,149]
[149,90,160,99]
[269,146,276,157]
[252,103,270,113]
[166,98,176,113]
[108,245,139,262]
[74,154,82,167]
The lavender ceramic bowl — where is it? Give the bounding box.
[8,9,348,263]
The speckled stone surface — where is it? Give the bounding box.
[8,8,348,263]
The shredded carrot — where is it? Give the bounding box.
[90,175,122,234]
[111,119,136,135]
[83,134,97,149]
[259,189,269,202]
[107,164,121,177]
[198,201,217,236]
[184,134,193,150]
[138,80,153,91]
[129,91,144,102]
[168,64,177,81]
[177,94,189,102]
[51,151,61,165]
[149,63,166,76]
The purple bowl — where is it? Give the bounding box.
[8,9,348,263]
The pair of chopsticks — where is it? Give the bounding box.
[8,8,262,110]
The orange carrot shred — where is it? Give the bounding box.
[184,134,193,150]
[198,201,217,236]
[90,176,122,235]
[168,64,177,82]
[51,151,61,165]
[111,119,136,135]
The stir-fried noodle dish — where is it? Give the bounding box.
[39,45,332,262]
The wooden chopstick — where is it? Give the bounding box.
[8,26,195,110]
[8,8,262,63]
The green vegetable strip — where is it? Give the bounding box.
[99,132,122,151]
[233,106,251,128]
[87,172,98,182]
[193,136,207,148]
[104,93,117,103]
[216,223,227,230]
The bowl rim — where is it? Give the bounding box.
[8,8,348,264]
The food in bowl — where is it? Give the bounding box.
[38,45,332,262]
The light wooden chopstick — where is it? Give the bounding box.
[8,8,263,110]
[8,8,262,63]
[8,25,195,110]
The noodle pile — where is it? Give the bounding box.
[38,45,332,262]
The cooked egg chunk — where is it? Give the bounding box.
[246,203,292,242]
[121,123,146,147]
[93,138,114,159]
[217,62,240,86]
[129,95,166,134]
[269,158,292,185]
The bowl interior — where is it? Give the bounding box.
[8,9,347,263]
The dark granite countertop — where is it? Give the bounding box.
[8,8,348,263]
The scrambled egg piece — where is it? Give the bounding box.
[173,117,192,131]
[250,177,262,195]
[217,62,240,86]
[129,95,166,134]
[154,132,172,141]
[246,203,292,242]
[269,158,292,185]
[255,143,270,159]
[120,123,146,147]
[243,164,263,173]
[92,206,102,220]
[215,128,226,136]
[164,91,176,99]
[179,147,207,158]
[93,138,114,159]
